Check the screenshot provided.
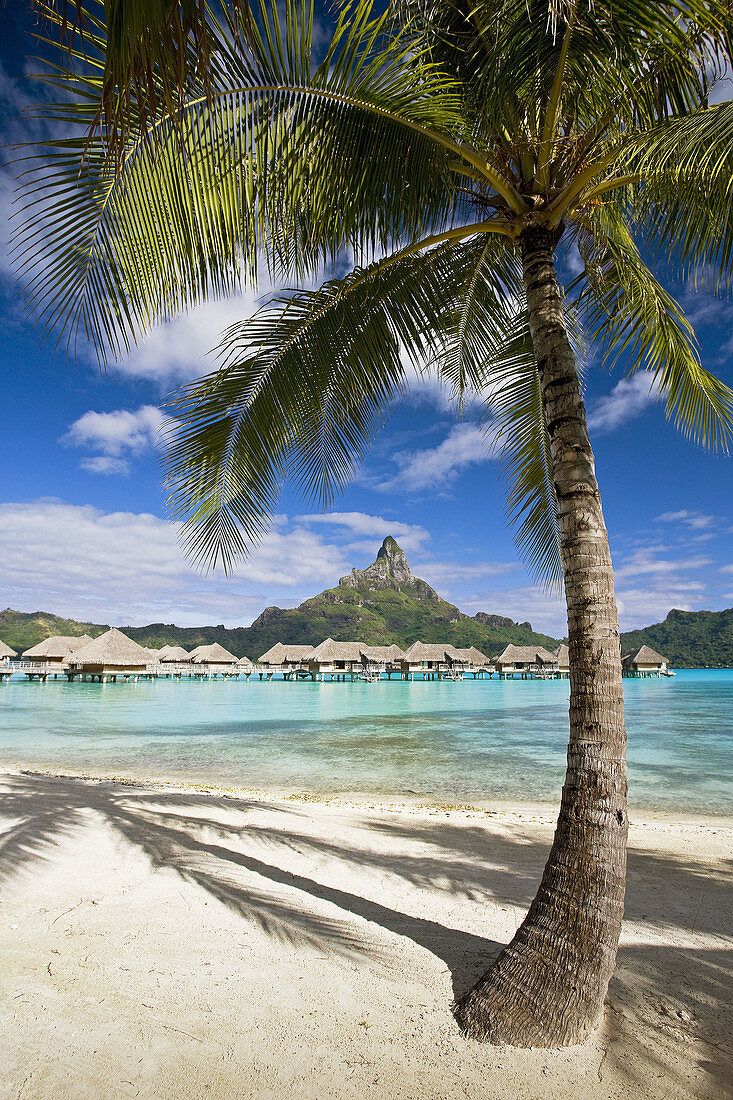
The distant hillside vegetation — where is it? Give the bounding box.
[620,607,733,668]
[5,558,729,666]
[0,609,107,652]
[123,537,560,657]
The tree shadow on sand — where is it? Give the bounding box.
[0,773,506,990]
[1,771,731,1094]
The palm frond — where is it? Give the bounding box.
[628,102,733,280]
[34,1,252,157]
[15,0,474,359]
[488,327,563,593]
[575,217,733,451]
[164,241,479,571]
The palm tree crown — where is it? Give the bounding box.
[17,0,733,574]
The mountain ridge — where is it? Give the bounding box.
[3,538,729,665]
[0,536,558,656]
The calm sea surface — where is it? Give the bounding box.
[0,669,731,813]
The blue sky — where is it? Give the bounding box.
[0,5,731,638]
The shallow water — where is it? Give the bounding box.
[0,669,731,813]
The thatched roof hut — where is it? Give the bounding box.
[360,644,405,663]
[190,642,238,665]
[621,645,668,671]
[309,638,365,666]
[494,644,557,669]
[258,643,315,666]
[402,641,456,665]
[451,646,490,666]
[0,639,17,659]
[159,645,191,663]
[71,628,151,671]
[552,644,570,671]
[23,634,93,664]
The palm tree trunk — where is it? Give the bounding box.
[454,225,628,1048]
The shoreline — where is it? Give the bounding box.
[1,769,731,1098]
[4,764,733,829]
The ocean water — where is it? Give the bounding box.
[0,669,731,813]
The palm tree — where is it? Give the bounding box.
[16,0,733,1047]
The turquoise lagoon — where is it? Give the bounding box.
[0,669,731,813]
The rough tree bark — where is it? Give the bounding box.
[454,225,628,1047]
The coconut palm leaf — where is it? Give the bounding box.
[16,0,480,358]
[487,328,563,592]
[34,0,251,157]
[628,102,733,279]
[165,233,527,571]
[575,216,733,451]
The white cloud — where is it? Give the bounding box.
[114,294,267,384]
[63,404,165,457]
[588,372,662,433]
[656,509,716,530]
[418,560,519,590]
[614,549,713,581]
[0,500,355,629]
[374,422,495,494]
[295,512,429,554]
[79,456,132,477]
[462,585,566,638]
[61,404,169,475]
[614,584,706,631]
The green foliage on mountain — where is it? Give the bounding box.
[620,608,733,668]
[229,586,558,658]
[0,608,107,652]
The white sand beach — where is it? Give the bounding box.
[0,771,730,1099]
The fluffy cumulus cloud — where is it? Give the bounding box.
[0,500,355,628]
[587,372,663,433]
[371,422,495,494]
[61,405,167,475]
[113,294,266,384]
[295,512,430,555]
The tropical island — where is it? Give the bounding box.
[1,0,732,1094]
[1,536,728,666]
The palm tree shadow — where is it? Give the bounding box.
[3,768,729,1062]
[0,773,505,995]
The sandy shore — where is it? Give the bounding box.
[0,772,730,1099]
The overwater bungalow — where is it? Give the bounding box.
[400,642,465,679]
[621,645,671,677]
[21,634,93,680]
[493,644,559,678]
[0,639,17,681]
[552,644,570,677]
[307,638,366,679]
[67,628,154,682]
[190,642,240,677]
[359,644,405,677]
[159,645,191,663]
[451,646,491,674]
[257,643,316,676]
